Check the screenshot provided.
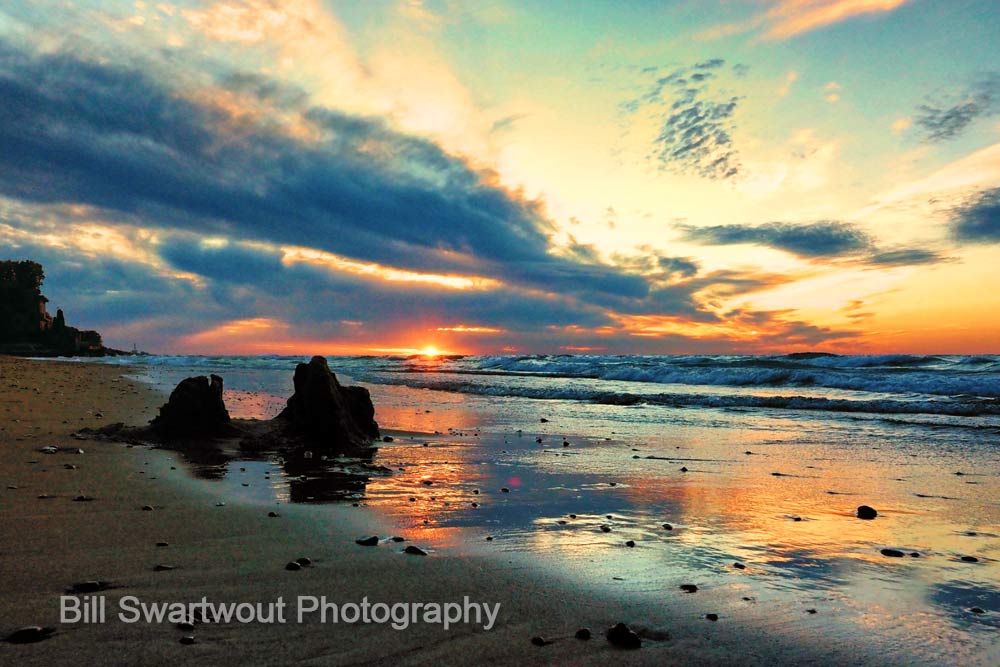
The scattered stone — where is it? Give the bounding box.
[296,557,312,567]
[73,495,94,502]
[662,523,673,530]
[176,622,195,631]
[600,525,611,533]
[390,536,405,543]
[156,542,169,547]
[625,540,636,548]
[679,466,688,472]
[680,584,698,593]
[806,609,817,614]
[569,514,577,519]
[382,436,394,443]
[485,536,493,541]
[4,626,56,644]
[910,552,920,558]
[733,562,746,570]
[285,562,302,571]
[63,464,77,470]
[403,546,428,556]
[605,622,641,649]
[142,505,154,511]
[706,613,719,622]
[857,505,878,520]
[153,564,176,571]
[356,536,379,547]
[530,636,549,646]
[268,511,279,518]
[67,581,113,594]
[961,556,979,563]
[179,636,196,645]
[970,607,985,614]
[540,418,549,423]
[500,487,510,493]
[881,549,905,558]
[575,628,592,640]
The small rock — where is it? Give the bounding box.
[605,622,641,649]
[706,613,719,621]
[575,627,592,640]
[382,436,394,442]
[403,546,428,556]
[141,505,154,511]
[806,608,817,614]
[73,495,94,502]
[540,418,549,423]
[662,523,673,530]
[530,636,548,646]
[67,581,113,594]
[733,562,746,570]
[961,555,979,563]
[390,536,405,542]
[880,548,905,558]
[910,552,920,558]
[625,540,636,548]
[500,487,510,493]
[857,505,878,520]
[268,511,279,518]
[600,525,611,533]
[296,557,312,567]
[179,636,196,645]
[285,562,301,571]
[176,622,195,631]
[485,536,494,541]
[356,536,379,546]
[970,607,985,614]
[679,466,688,472]
[156,542,169,547]
[680,584,698,593]
[153,564,176,571]
[4,626,57,644]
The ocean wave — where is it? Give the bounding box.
[371,376,1000,417]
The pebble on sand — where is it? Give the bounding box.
[600,525,611,533]
[530,636,549,646]
[625,540,636,548]
[662,523,673,530]
[73,495,94,502]
[267,511,279,518]
[403,546,428,556]
[733,562,746,570]
[179,636,196,645]
[706,613,719,621]
[141,505,154,511]
[680,584,698,593]
[296,557,312,567]
[856,505,878,520]
[153,564,176,571]
[285,561,302,571]
[356,536,379,546]
[67,581,113,594]
[960,556,979,563]
[880,548,905,558]
[605,622,641,649]
[3,626,57,644]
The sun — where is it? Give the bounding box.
[419,345,443,357]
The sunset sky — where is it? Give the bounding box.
[1,0,998,355]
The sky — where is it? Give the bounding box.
[0,0,998,355]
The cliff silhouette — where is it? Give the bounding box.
[0,260,123,357]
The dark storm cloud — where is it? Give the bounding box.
[915,73,1000,142]
[950,187,1000,243]
[0,40,647,302]
[622,60,743,180]
[680,221,871,257]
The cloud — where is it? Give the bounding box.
[950,187,1000,242]
[679,220,947,267]
[915,73,1000,142]
[622,61,743,180]
[680,221,871,257]
[701,0,913,41]
[866,248,948,266]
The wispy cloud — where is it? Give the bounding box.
[701,0,913,42]
[621,60,743,180]
[915,73,1000,142]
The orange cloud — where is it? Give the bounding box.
[701,0,912,41]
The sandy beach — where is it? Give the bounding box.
[1,355,997,666]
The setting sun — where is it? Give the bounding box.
[419,345,443,357]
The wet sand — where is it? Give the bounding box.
[0,356,994,665]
